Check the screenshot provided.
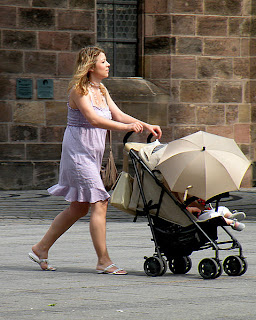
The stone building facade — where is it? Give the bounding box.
[0,0,255,189]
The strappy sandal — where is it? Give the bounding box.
[96,263,127,275]
[28,251,56,271]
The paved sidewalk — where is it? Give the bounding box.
[0,189,256,319]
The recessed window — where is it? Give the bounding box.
[97,0,138,77]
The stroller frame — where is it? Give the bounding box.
[123,132,248,279]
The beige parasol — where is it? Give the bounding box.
[156,131,251,201]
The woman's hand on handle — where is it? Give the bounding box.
[127,122,144,133]
[145,124,162,139]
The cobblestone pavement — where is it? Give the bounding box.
[0,188,256,221]
[0,189,256,319]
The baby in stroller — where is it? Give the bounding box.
[179,196,246,231]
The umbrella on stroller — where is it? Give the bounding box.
[156,131,251,201]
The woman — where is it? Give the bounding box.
[28,46,162,274]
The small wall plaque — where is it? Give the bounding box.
[16,78,33,99]
[37,79,53,99]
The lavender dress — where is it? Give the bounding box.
[48,95,112,203]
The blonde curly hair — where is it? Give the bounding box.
[68,46,107,96]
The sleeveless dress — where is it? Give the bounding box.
[47,94,112,203]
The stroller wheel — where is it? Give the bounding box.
[144,256,164,277]
[198,258,219,279]
[239,257,248,276]
[223,255,243,276]
[169,256,192,274]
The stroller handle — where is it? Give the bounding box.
[123,131,154,145]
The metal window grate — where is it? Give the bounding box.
[97,0,138,77]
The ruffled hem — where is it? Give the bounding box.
[47,184,110,203]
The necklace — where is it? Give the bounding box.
[88,80,100,88]
[89,84,106,108]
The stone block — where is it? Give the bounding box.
[33,0,68,7]
[229,18,251,37]
[196,105,225,125]
[71,33,95,51]
[204,38,240,56]
[0,101,12,122]
[169,104,196,124]
[145,15,153,36]
[249,39,256,57]
[0,50,23,73]
[197,17,228,36]
[25,52,56,74]
[160,127,173,143]
[213,81,242,103]
[241,39,250,56]
[170,80,180,102]
[249,58,256,79]
[226,105,239,124]
[54,79,70,100]
[206,126,234,138]
[251,123,256,142]
[171,56,196,79]
[0,6,16,27]
[180,81,211,103]
[26,144,62,160]
[58,52,76,76]
[240,166,252,188]
[69,0,94,9]
[148,103,168,126]
[1,0,30,4]
[151,56,171,79]
[3,30,36,49]
[171,0,203,13]
[145,37,175,55]
[19,8,55,29]
[10,125,38,141]
[171,15,195,35]
[120,102,148,123]
[39,31,70,51]
[234,58,250,79]
[144,55,151,78]
[250,104,256,122]
[0,144,25,160]
[173,126,205,140]
[205,0,242,15]
[13,101,45,125]
[0,124,8,142]
[145,0,168,13]
[40,126,65,142]
[197,57,233,79]
[45,101,67,125]
[58,11,94,31]
[251,19,256,37]
[34,162,59,189]
[0,77,16,100]
[177,37,202,55]
[0,162,33,190]
[239,104,250,123]
[234,124,250,143]
[246,81,256,104]
[154,15,171,35]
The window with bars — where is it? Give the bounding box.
[97,0,138,77]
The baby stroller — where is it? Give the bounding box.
[111,131,249,279]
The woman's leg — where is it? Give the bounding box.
[90,200,127,274]
[31,201,90,270]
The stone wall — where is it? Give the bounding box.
[143,0,255,186]
[0,0,255,189]
[0,1,96,189]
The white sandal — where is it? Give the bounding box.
[28,251,56,271]
[96,263,127,275]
